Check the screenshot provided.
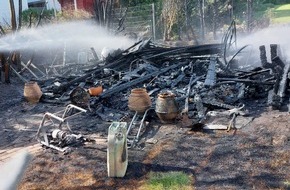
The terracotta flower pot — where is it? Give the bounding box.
[88,86,103,96]
[23,81,42,104]
[128,88,151,113]
[155,92,179,123]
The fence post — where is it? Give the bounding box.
[151,3,156,41]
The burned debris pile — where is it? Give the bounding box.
[29,39,288,131]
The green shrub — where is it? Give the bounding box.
[21,8,55,26]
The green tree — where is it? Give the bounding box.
[161,0,181,40]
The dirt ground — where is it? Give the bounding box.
[0,76,290,190]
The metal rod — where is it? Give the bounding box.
[127,111,138,136]
[136,109,149,141]
[151,3,156,40]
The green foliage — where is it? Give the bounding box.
[262,0,290,5]
[21,8,55,25]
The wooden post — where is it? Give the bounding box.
[9,0,17,31]
[0,53,3,82]
[18,0,22,30]
[1,53,10,83]
[0,54,10,83]
[12,51,21,72]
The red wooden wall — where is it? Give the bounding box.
[58,0,94,13]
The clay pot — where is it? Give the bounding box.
[24,81,42,103]
[128,88,151,113]
[155,92,179,123]
[88,86,103,96]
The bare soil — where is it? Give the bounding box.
[1,77,290,190]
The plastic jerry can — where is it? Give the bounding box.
[107,122,128,177]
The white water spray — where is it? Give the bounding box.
[0,21,135,55]
[238,25,290,66]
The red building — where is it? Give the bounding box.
[58,0,94,13]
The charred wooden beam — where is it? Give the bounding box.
[273,66,283,94]
[202,98,236,109]
[272,56,285,94]
[238,68,271,79]
[142,43,222,60]
[99,61,188,99]
[183,75,201,114]
[204,57,216,86]
[272,56,285,70]
[10,65,27,83]
[171,74,185,88]
[267,89,281,109]
[259,45,272,69]
[194,94,205,119]
[218,78,275,85]
[20,61,39,79]
[277,61,290,98]
[270,44,278,61]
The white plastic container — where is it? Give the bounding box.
[107,122,128,177]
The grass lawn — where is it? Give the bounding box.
[271,4,290,24]
[140,171,194,190]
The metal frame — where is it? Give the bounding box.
[36,104,87,152]
[126,109,150,148]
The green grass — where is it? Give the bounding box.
[271,4,290,23]
[141,171,193,190]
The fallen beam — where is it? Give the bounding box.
[99,61,188,99]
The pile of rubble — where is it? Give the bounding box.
[24,38,289,132]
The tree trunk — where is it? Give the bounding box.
[184,0,189,40]
[247,0,253,33]
[9,0,17,31]
[213,0,217,40]
[0,53,10,83]
[106,0,113,29]
[94,0,113,27]
[18,0,22,30]
[199,0,205,42]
